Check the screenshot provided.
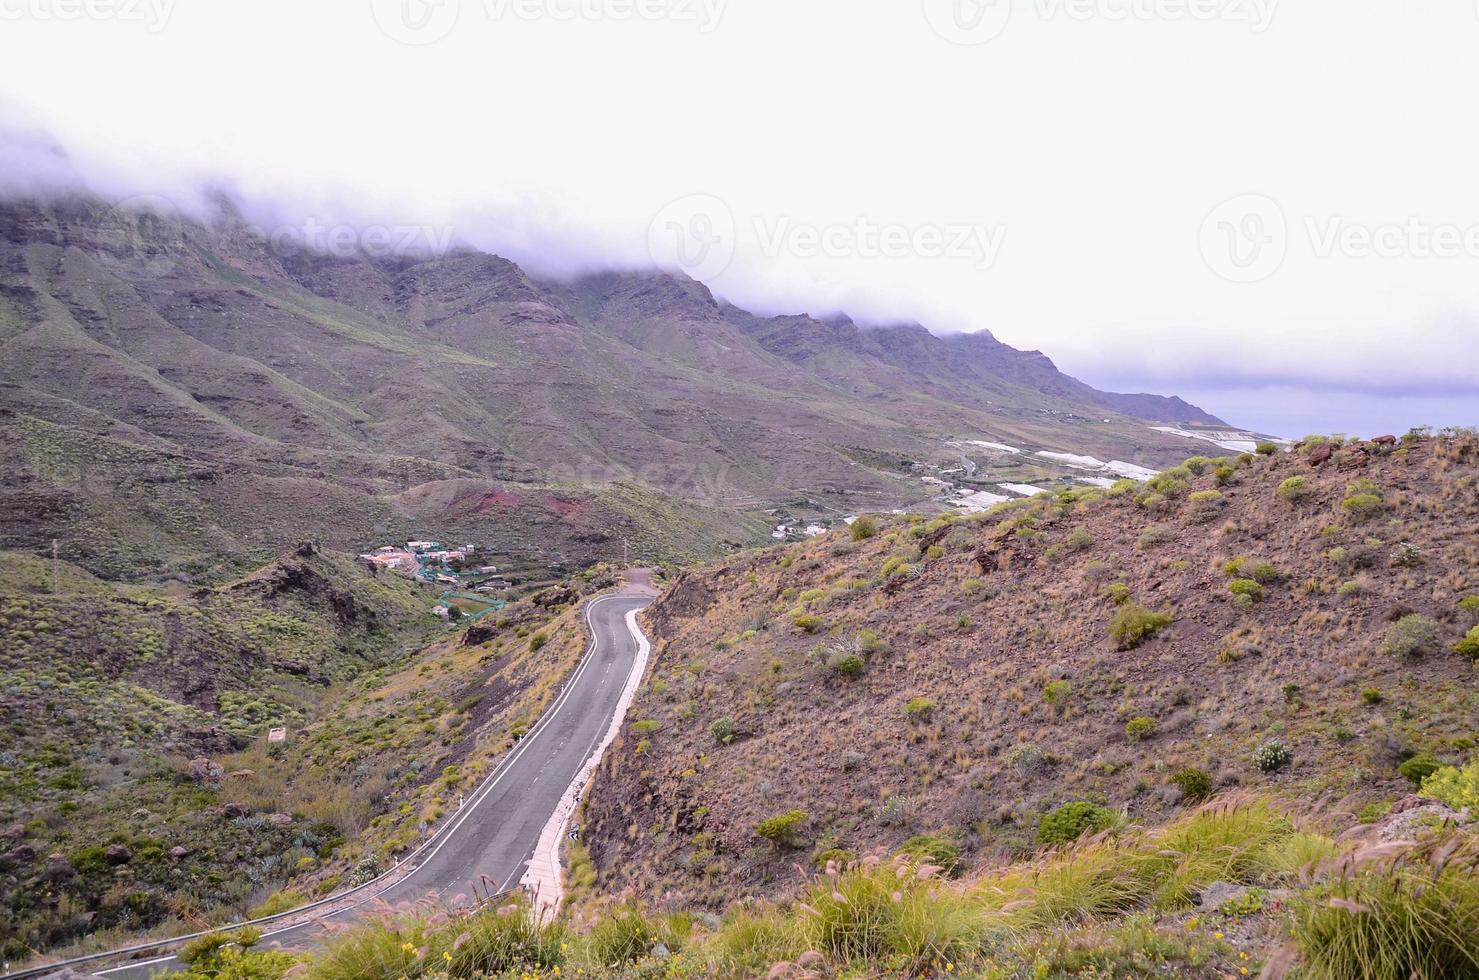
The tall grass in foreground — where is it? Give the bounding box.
[302,895,565,980]
[1293,835,1479,980]
[974,797,1300,929]
[799,856,981,968]
[168,797,1479,979]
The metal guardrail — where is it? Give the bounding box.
[2,592,631,980]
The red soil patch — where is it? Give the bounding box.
[473,491,524,512]
[544,496,589,517]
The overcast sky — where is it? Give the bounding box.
[1,0,1476,437]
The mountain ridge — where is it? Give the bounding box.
[2,192,1236,580]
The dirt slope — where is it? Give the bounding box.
[583,434,1479,908]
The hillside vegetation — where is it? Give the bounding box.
[584,433,1479,911]
[0,545,610,961]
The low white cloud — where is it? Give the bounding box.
[0,0,1475,427]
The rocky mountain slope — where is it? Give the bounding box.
[2,193,1231,582]
[583,433,1479,908]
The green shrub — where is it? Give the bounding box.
[1357,801,1392,824]
[814,847,855,870]
[1253,739,1292,773]
[895,834,963,876]
[793,613,824,634]
[1341,492,1385,521]
[1169,767,1213,802]
[880,555,910,578]
[1064,528,1095,553]
[904,697,936,721]
[1459,595,1479,616]
[1454,626,1479,661]
[1381,614,1440,659]
[1419,759,1479,810]
[178,928,294,980]
[1255,441,1279,455]
[1361,688,1384,705]
[1043,680,1073,705]
[850,515,878,541]
[1277,476,1310,501]
[1219,887,1268,917]
[1101,582,1132,605]
[1186,489,1224,522]
[1248,560,1282,583]
[1398,754,1444,787]
[1124,716,1157,742]
[709,716,736,744]
[528,630,549,651]
[1136,525,1172,550]
[1109,603,1173,650]
[1039,802,1117,846]
[827,652,865,677]
[1228,578,1265,604]
[756,809,809,848]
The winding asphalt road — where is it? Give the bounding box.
[61,583,656,979]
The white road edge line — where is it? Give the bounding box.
[519,607,652,917]
[74,592,638,979]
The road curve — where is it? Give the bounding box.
[70,586,655,979]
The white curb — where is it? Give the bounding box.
[520,607,651,916]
